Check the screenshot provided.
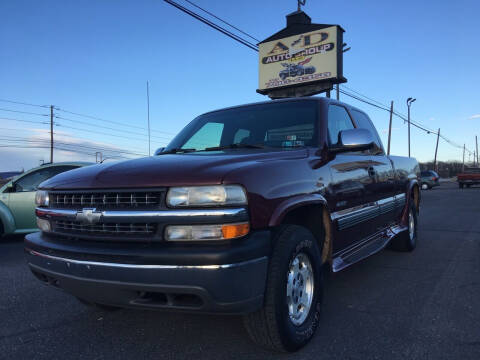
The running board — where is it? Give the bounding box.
[331,225,408,272]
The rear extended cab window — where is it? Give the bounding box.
[327,105,354,145]
[350,109,385,154]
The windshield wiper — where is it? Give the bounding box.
[203,143,265,151]
[157,148,197,155]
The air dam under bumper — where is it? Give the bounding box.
[25,235,269,314]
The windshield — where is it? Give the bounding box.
[165,101,318,152]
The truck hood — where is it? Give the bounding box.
[40,149,309,190]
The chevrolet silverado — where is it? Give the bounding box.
[25,97,421,352]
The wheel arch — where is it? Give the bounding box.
[269,194,333,265]
[408,179,420,214]
[0,202,15,236]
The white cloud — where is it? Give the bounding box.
[468,114,480,120]
[0,127,145,172]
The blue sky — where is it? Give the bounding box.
[1,0,479,171]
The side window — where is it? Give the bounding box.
[14,166,77,192]
[350,110,384,153]
[233,128,250,144]
[327,105,354,145]
[182,122,224,149]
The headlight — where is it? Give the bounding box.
[35,190,49,207]
[165,223,250,241]
[166,185,247,207]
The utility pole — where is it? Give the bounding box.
[147,81,151,156]
[462,144,465,172]
[387,101,393,155]
[50,105,54,163]
[406,98,416,158]
[336,84,339,101]
[433,128,440,172]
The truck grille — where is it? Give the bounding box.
[53,220,157,236]
[49,190,164,210]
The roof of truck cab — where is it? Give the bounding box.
[200,97,369,117]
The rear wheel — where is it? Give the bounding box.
[243,225,323,352]
[390,202,417,252]
[459,183,464,189]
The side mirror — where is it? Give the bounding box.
[154,147,165,156]
[4,183,14,193]
[331,128,375,153]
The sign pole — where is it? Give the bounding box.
[462,144,465,172]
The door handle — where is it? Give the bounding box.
[368,167,376,177]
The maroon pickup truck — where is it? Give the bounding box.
[26,97,420,352]
[457,167,480,188]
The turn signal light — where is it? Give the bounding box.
[165,222,250,241]
[221,223,250,239]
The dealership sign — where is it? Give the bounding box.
[257,11,345,98]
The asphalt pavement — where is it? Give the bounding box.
[1,182,479,359]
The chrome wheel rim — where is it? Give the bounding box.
[286,252,314,326]
[408,210,415,241]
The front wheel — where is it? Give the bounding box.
[243,225,323,352]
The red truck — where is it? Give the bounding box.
[26,97,421,352]
[457,167,480,188]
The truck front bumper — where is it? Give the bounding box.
[24,231,270,314]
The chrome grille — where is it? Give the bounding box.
[53,220,157,236]
[49,190,163,209]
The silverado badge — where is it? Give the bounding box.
[76,208,102,224]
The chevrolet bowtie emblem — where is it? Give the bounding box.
[76,208,102,224]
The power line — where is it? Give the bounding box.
[182,0,261,42]
[0,107,49,117]
[54,122,171,144]
[338,88,475,155]
[0,98,49,108]
[164,0,259,52]
[0,117,50,125]
[55,107,175,135]
[0,136,147,157]
[55,115,173,141]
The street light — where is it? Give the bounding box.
[407,97,416,157]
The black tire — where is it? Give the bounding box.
[459,183,464,189]
[243,225,323,352]
[390,201,417,252]
[76,297,121,312]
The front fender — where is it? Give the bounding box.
[268,193,327,227]
[0,202,16,235]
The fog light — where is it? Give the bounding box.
[165,223,249,241]
[36,218,51,232]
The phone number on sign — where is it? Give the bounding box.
[265,72,332,88]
